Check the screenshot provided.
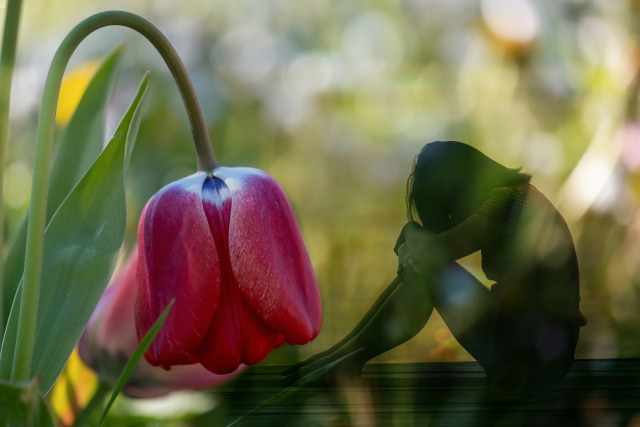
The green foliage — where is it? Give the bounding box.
[0,378,55,426]
[0,73,149,394]
[1,46,124,330]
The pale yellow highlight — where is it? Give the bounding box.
[56,61,100,125]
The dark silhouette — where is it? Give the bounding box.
[284,141,587,390]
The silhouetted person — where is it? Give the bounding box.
[284,141,587,390]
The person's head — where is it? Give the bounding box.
[406,141,531,232]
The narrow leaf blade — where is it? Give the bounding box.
[97,300,175,426]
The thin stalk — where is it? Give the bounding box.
[12,10,216,382]
[0,0,24,343]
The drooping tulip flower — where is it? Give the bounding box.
[78,252,240,398]
[135,167,322,375]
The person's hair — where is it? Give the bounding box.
[406,141,531,233]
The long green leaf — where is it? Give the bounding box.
[0,378,55,426]
[97,300,174,426]
[0,74,149,394]
[2,46,124,329]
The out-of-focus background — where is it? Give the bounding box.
[3,0,640,424]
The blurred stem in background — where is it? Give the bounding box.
[626,69,640,122]
[70,381,110,427]
[0,0,24,344]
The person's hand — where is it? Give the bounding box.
[401,221,433,253]
[396,242,420,281]
[394,221,425,254]
[395,221,441,279]
[395,222,425,279]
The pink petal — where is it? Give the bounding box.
[78,255,138,369]
[135,173,221,367]
[96,252,140,354]
[213,167,322,345]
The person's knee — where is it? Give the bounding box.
[431,262,483,306]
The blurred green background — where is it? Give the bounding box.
[3,0,640,424]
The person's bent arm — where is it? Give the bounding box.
[397,215,503,276]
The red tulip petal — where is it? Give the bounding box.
[196,279,286,374]
[195,177,286,374]
[213,167,322,345]
[135,173,221,367]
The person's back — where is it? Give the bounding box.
[478,183,587,326]
[476,182,587,385]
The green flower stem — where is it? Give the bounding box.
[0,0,24,343]
[12,10,217,382]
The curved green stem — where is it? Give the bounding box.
[12,10,217,382]
[0,0,24,344]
